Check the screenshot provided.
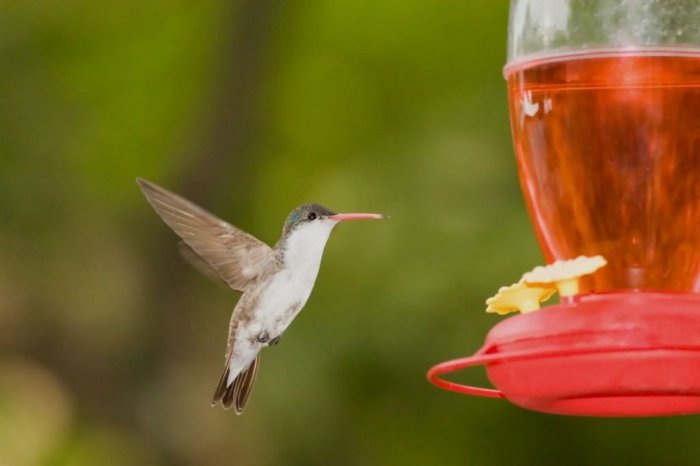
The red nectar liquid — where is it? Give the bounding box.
[507,51,700,292]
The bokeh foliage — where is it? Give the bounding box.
[2,1,700,465]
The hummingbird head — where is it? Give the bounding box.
[282,203,337,238]
[277,204,384,267]
[282,203,385,238]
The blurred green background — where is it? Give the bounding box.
[2,1,700,465]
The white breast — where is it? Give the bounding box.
[227,219,338,384]
[282,219,337,287]
[255,219,337,327]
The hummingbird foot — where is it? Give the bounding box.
[256,331,270,344]
[255,331,281,346]
[268,336,281,346]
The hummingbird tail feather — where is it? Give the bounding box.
[211,365,231,406]
[211,355,260,414]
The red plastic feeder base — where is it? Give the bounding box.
[428,292,700,417]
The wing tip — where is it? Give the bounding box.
[135,177,159,195]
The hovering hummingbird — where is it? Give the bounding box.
[136,178,384,414]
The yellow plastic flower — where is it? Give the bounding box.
[521,255,607,297]
[485,281,556,315]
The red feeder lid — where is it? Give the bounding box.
[428,291,700,417]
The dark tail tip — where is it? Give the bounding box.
[211,356,260,415]
[211,365,231,408]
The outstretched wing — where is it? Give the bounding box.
[177,241,228,286]
[137,178,274,291]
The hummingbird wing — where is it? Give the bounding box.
[137,178,275,291]
[176,241,228,286]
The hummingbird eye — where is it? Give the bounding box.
[307,212,317,221]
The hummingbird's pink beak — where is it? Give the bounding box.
[328,213,385,222]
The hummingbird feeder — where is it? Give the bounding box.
[428,0,700,417]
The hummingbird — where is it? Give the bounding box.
[136,178,384,414]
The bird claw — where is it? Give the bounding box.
[256,331,280,346]
[268,336,281,346]
[256,331,270,344]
